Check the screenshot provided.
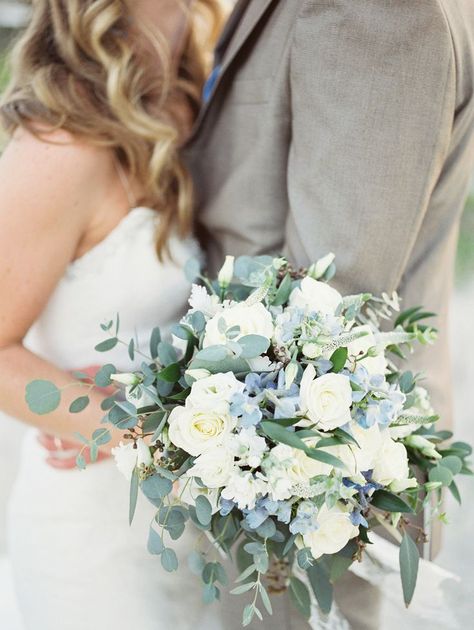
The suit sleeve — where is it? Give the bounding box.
[285,0,456,295]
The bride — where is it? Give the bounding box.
[0,1,224,629]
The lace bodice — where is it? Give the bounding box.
[24,207,198,371]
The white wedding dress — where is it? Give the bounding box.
[5,207,223,630]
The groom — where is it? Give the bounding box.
[185,0,474,627]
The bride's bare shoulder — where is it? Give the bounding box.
[0,126,116,222]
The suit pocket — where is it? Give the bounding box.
[227,77,272,104]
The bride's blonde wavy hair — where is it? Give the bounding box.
[0,0,224,256]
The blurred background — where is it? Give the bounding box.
[0,1,472,628]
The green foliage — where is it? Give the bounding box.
[69,396,90,413]
[307,561,334,615]
[370,489,414,513]
[25,380,61,415]
[399,532,419,607]
[94,337,118,352]
[289,576,311,619]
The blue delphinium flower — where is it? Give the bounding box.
[260,497,292,524]
[230,391,263,428]
[244,497,293,529]
[220,498,236,517]
[289,501,319,535]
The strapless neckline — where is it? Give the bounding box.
[67,207,157,278]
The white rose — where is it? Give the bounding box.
[300,365,352,430]
[289,277,342,315]
[302,504,359,559]
[347,325,387,375]
[111,439,152,481]
[221,470,268,510]
[188,372,245,409]
[187,447,235,488]
[203,302,274,348]
[372,435,417,492]
[179,478,221,514]
[168,404,236,456]
[265,469,294,502]
[349,422,384,473]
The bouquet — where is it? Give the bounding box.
[26,253,473,625]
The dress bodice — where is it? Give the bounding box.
[24,207,197,371]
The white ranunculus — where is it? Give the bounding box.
[302,504,359,559]
[288,441,354,480]
[179,478,221,514]
[202,302,274,348]
[189,284,222,317]
[188,372,245,409]
[168,404,236,456]
[187,447,235,488]
[347,325,387,375]
[289,277,342,315]
[372,435,416,491]
[300,365,352,430]
[111,438,152,481]
[221,470,268,511]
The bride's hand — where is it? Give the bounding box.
[40,365,115,469]
[38,432,111,469]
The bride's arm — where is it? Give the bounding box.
[0,129,123,451]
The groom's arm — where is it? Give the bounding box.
[284,0,468,295]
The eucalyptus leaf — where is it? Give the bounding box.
[94,337,118,352]
[69,396,90,414]
[289,576,311,620]
[370,489,414,513]
[195,495,213,527]
[129,468,139,525]
[195,345,229,362]
[161,547,179,572]
[297,548,314,570]
[25,380,61,415]
[147,527,164,555]
[141,474,173,502]
[95,364,116,387]
[92,428,111,446]
[150,327,161,359]
[307,562,334,615]
[238,335,270,359]
[429,464,453,487]
[188,551,206,575]
[400,532,419,607]
[76,453,86,470]
[272,273,292,306]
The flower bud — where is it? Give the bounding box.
[185,368,212,382]
[307,252,335,280]
[405,435,441,459]
[302,342,320,359]
[110,372,140,386]
[136,438,153,468]
[218,255,235,288]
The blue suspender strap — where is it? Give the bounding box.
[202,63,222,104]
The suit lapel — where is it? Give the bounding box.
[188,0,278,140]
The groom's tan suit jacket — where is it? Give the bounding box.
[185,0,474,562]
